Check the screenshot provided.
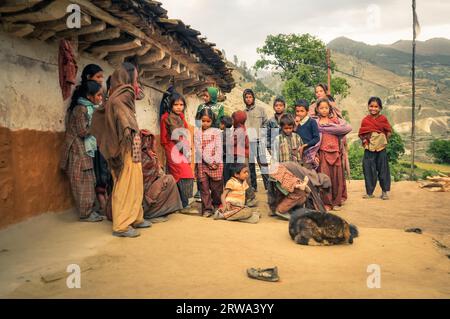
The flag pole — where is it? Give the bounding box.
[411,0,417,179]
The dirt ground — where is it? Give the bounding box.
[0,180,449,299]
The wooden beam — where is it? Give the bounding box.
[1,22,34,37]
[106,44,152,67]
[32,13,91,33]
[3,0,69,23]
[81,27,120,43]
[90,39,142,54]
[138,48,166,65]
[0,0,43,13]
[56,21,106,38]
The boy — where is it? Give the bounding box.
[213,164,260,223]
[358,97,392,200]
[266,96,286,154]
[273,114,304,164]
[294,99,320,168]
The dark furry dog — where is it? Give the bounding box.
[289,208,359,245]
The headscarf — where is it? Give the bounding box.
[91,64,139,176]
[232,110,247,128]
[207,87,218,104]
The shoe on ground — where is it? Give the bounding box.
[213,210,226,220]
[381,192,389,200]
[80,211,104,222]
[194,191,201,199]
[203,211,213,218]
[246,198,257,207]
[133,220,152,228]
[112,227,140,238]
[247,266,279,282]
[146,216,169,223]
[362,194,375,199]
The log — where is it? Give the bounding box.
[81,27,121,43]
[1,22,35,37]
[3,0,69,23]
[32,13,91,33]
[106,44,152,67]
[137,48,166,65]
[0,0,43,13]
[56,21,106,38]
[90,39,142,54]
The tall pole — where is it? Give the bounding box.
[327,48,331,95]
[411,0,416,178]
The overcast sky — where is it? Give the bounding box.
[163,0,450,66]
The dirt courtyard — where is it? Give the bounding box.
[0,180,449,298]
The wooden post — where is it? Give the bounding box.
[326,48,331,95]
[411,0,417,179]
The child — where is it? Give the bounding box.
[314,98,352,211]
[196,87,225,128]
[295,99,320,169]
[220,115,233,184]
[232,111,256,207]
[160,92,195,208]
[195,108,224,217]
[273,114,304,164]
[266,96,286,154]
[214,164,260,223]
[358,97,392,200]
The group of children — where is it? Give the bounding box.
[62,62,393,236]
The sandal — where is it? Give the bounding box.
[362,194,375,199]
[247,267,279,282]
[80,211,104,222]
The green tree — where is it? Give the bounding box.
[427,139,450,164]
[255,33,349,105]
[386,130,405,164]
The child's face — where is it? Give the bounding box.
[88,90,103,105]
[201,115,213,130]
[318,102,330,117]
[219,122,225,130]
[203,92,211,103]
[172,99,185,114]
[282,124,294,136]
[244,93,254,106]
[368,101,382,116]
[315,86,326,99]
[89,71,104,85]
[235,167,249,181]
[273,102,285,114]
[295,106,308,120]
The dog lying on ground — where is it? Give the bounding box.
[289,208,358,245]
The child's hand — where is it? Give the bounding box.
[314,157,320,165]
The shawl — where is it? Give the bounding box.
[358,114,392,141]
[90,65,139,176]
[78,97,97,158]
[141,129,163,186]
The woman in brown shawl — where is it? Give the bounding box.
[140,129,183,220]
[91,62,150,238]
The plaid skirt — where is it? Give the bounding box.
[67,152,96,218]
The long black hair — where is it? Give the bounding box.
[197,107,216,124]
[69,80,102,112]
[168,92,187,113]
[68,64,103,112]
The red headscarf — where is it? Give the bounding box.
[232,110,247,128]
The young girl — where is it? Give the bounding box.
[214,164,260,223]
[358,97,392,200]
[314,98,352,211]
[195,108,224,217]
[160,93,195,208]
[60,80,104,222]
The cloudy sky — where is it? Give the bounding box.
[163,0,450,66]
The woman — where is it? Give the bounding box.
[141,129,183,221]
[91,62,150,238]
[60,81,104,222]
[308,83,342,118]
[160,92,195,208]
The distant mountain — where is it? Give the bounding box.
[327,37,450,81]
[382,38,450,56]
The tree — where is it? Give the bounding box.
[427,139,450,164]
[255,33,349,105]
[386,130,405,164]
[233,55,239,66]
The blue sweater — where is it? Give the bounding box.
[296,118,320,148]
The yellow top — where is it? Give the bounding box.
[224,177,249,206]
[366,132,388,152]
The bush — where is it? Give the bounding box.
[348,142,364,180]
[427,139,450,164]
[421,169,440,180]
[386,130,405,164]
